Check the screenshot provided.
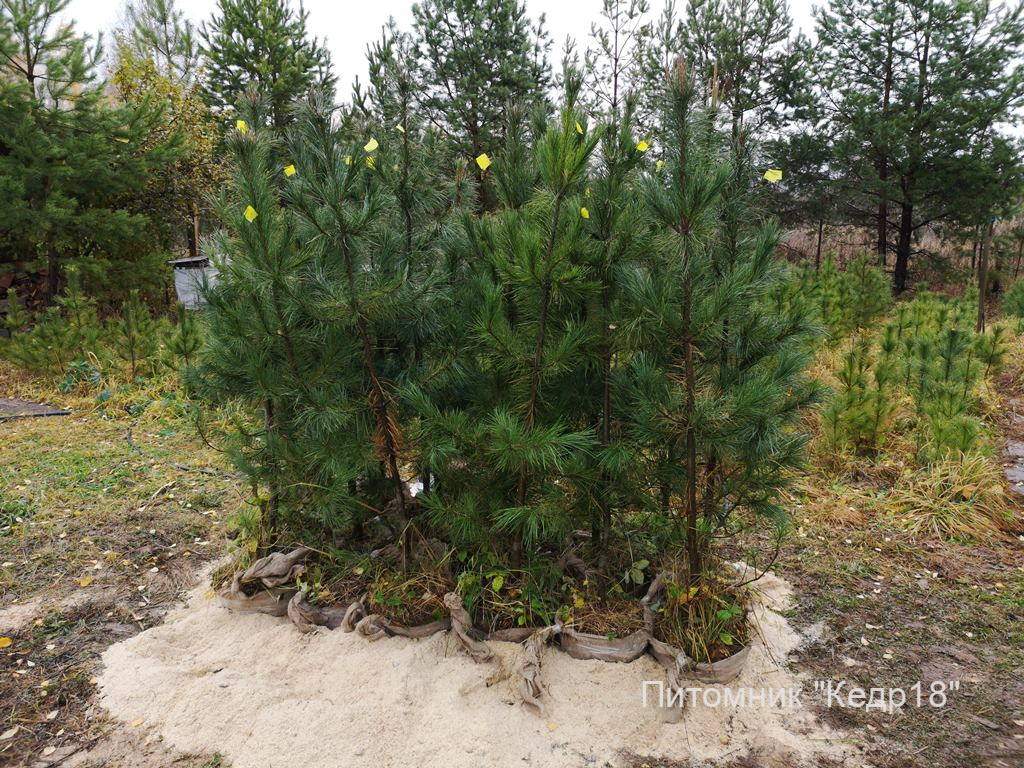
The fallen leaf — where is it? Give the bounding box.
[0,637,11,649]
[1,726,18,740]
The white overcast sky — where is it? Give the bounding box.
[69,0,819,96]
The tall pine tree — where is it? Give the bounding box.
[411,0,551,209]
[200,0,334,131]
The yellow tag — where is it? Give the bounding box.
[636,140,650,153]
[476,153,492,171]
[656,159,665,171]
[396,124,405,134]
[365,156,376,169]
[284,164,296,177]
[364,137,379,152]
[575,121,583,135]
[0,637,11,649]
[244,205,258,222]
[344,155,352,166]
[236,119,248,134]
[763,168,783,183]
[580,207,589,219]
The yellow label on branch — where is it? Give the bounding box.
[763,168,783,183]
[284,164,296,177]
[244,205,258,222]
[364,137,379,152]
[636,140,650,152]
[476,153,492,171]
[580,207,590,219]
[236,119,248,134]
[575,121,584,135]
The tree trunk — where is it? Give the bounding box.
[876,28,894,266]
[815,218,824,271]
[45,246,60,302]
[894,200,913,294]
[262,398,279,553]
[1014,239,1023,279]
[971,226,979,273]
[189,202,201,260]
[596,284,612,563]
[977,220,992,333]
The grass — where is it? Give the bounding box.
[0,360,243,767]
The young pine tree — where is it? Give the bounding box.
[408,94,601,573]
[117,290,159,379]
[167,303,202,369]
[632,61,820,587]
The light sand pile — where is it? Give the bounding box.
[96,571,863,767]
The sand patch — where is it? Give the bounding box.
[96,571,863,767]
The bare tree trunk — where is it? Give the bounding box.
[45,246,60,302]
[189,202,201,260]
[815,218,824,271]
[977,219,992,333]
[894,199,913,294]
[262,398,279,555]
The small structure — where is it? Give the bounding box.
[0,398,70,422]
[168,256,218,309]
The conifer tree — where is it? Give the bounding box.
[583,0,651,119]
[194,98,429,552]
[680,0,807,147]
[411,0,551,209]
[118,289,158,378]
[119,0,199,84]
[167,303,201,369]
[282,97,442,565]
[408,91,600,568]
[0,0,181,302]
[815,0,1024,291]
[192,109,331,544]
[577,89,648,564]
[200,0,334,131]
[632,61,820,586]
[358,21,471,493]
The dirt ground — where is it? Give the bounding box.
[0,364,240,767]
[1,355,1023,768]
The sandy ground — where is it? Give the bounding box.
[90,570,864,768]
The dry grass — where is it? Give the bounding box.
[366,568,453,626]
[882,452,1013,539]
[0,361,244,766]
